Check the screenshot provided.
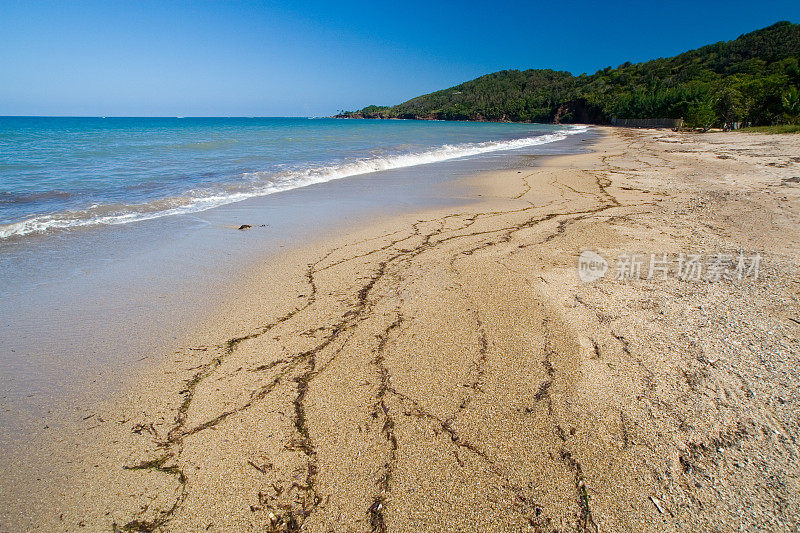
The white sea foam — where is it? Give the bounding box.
[0,125,589,240]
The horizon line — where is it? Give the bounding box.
[0,115,333,119]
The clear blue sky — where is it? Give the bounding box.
[1,0,798,116]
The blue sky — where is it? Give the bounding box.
[1,0,798,116]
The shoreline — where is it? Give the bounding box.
[0,119,581,242]
[3,131,590,442]
[3,127,800,530]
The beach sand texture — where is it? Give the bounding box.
[3,128,800,532]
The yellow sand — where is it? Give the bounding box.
[3,128,800,532]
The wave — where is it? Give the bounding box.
[0,125,588,240]
[0,190,76,204]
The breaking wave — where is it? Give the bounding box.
[0,125,588,240]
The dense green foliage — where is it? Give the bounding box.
[737,124,800,133]
[340,22,800,128]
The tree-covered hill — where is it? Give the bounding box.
[338,22,800,128]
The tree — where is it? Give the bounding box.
[715,85,745,128]
[686,100,717,131]
[781,86,800,123]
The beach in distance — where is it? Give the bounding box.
[1,123,799,531]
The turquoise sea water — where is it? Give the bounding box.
[0,116,595,458]
[0,117,585,239]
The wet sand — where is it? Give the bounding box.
[2,127,800,531]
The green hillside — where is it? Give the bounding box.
[339,22,800,128]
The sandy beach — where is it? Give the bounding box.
[3,127,800,532]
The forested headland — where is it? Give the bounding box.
[337,22,800,129]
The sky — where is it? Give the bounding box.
[1,0,799,116]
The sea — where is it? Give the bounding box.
[0,116,593,448]
[0,117,586,240]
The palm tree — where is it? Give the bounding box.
[781,86,800,123]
